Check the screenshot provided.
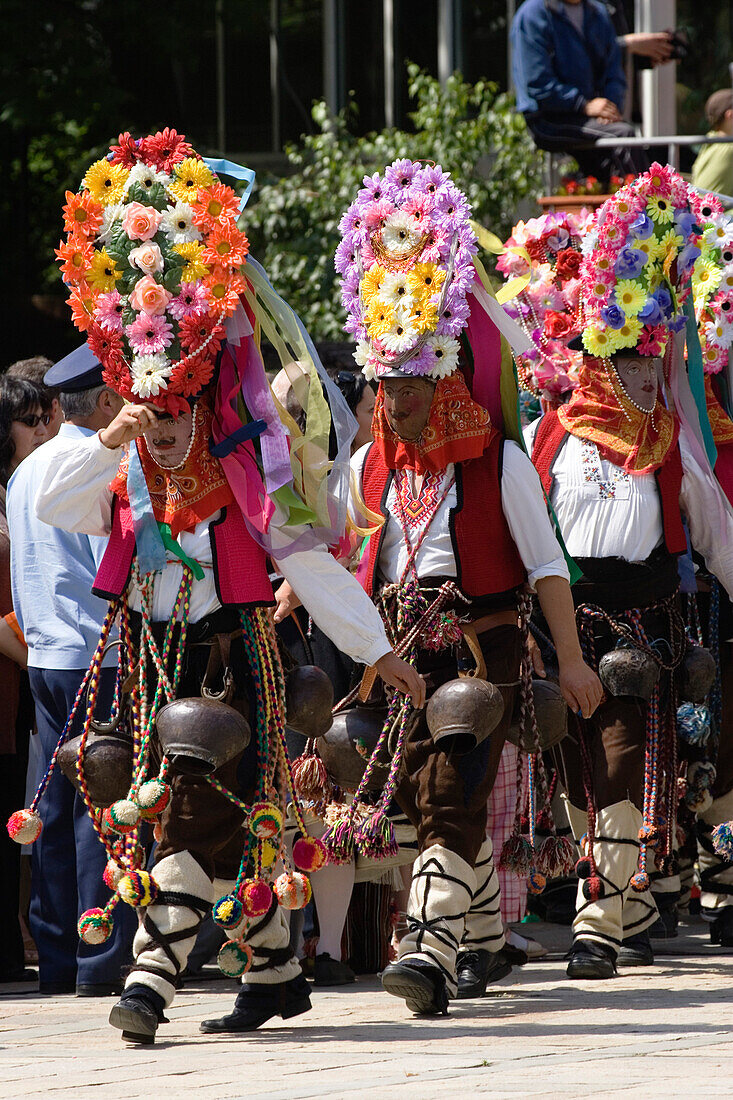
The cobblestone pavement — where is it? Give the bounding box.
[2,916,733,1100]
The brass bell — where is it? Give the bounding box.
[425,678,504,755]
[58,732,133,807]
[598,645,659,702]
[155,697,250,775]
[285,665,334,739]
[679,644,716,704]
[317,706,391,791]
[506,679,568,752]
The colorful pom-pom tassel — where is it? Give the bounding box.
[249,801,283,840]
[260,840,279,868]
[240,878,272,918]
[136,779,171,820]
[355,810,398,860]
[322,815,357,865]
[291,748,330,801]
[677,702,711,747]
[103,859,125,891]
[575,856,592,880]
[273,871,312,910]
[712,821,733,861]
[582,876,604,901]
[78,907,113,944]
[293,836,328,873]
[217,940,253,978]
[629,871,650,893]
[118,870,158,907]
[212,893,244,930]
[536,835,575,878]
[104,799,140,835]
[498,834,534,876]
[7,809,43,845]
[527,870,546,895]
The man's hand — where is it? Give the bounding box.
[559,657,604,718]
[528,632,547,678]
[99,404,156,450]
[623,31,674,65]
[375,652,426,709]
[273,581,302,624]
[584,97,622,123]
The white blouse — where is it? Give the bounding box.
[523,417,733,598]
[350,439,570,589]
[34,431,392,668]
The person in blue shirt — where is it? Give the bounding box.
[511,0,650,185]
[6,344,136,996]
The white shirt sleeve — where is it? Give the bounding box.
[501,439,570,587]
[679,430,733,600]
[276,546,391,667]
[35,432,118,537]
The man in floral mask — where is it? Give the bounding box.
[527,164,733,979]
[310,159,603,1015]
[20,131,425,1045]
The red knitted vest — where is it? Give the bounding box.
[93,496,274,608]
[531,409,686,556]
[360,437,526,600]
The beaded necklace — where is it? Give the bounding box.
[141,403,198,472]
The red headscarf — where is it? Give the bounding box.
[371,371,496,474]
[557,356,678,474]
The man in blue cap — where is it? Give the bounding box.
[6,345,135,995]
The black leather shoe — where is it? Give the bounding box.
[381,960,449,1016]
[39,980,76,995]
[313,953,356,986]
[77,981,124,997]
[200,974,312,1033]
[648,891,679,939]
[566,939,617,980]
[109,987,167,1044]
[0,968,38,984]
[456,948,517,998]
[617,930,654,967]
[710,907,733,947]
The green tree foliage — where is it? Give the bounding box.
[244,64,543,341]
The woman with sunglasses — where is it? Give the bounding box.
[0,377,53,486]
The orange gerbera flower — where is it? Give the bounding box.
[55,238,94,285]
[192,183,241,229]
[62,190,104,238]
[204,266,246,317]
[201,223,249,268]
[67,285,97,332]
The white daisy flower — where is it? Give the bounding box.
[705,319,732,349]
[581,229,599,257]
[124,162,171,195]
[362,360,377,382]
[427,335,460,378]
[704,220,733,250]
[381,318,419,354]
[721,272,733,295]
[381,211,420,255]
[353,340,372,367]
[380,271,414,307]
[98,203,125,246]
[130,354,172,398]
[159,201,201,244]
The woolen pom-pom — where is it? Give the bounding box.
[212,893,244,929]
[240,878,272,918]
[217,940,253,978]
[629,871,650,893]
[575,857,592,880]
[136,779,171,820]
[78,907,113,944]
[582,876,604,901]
[273,871,312,910]
[7,809,43,845]
[260,840,278,868]
[249,801,283,840]
[293,836,328,873]
[118,870,158,907]
[712,822,733,860]
[527,871,546,895]
[104,799,140,834]
[103,859,125,891]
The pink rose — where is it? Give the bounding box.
[129,274,172,316]
[122,202,161,241]
[129,242,163,275]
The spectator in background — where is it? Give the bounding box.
[0,376,51,984]
[6,345,135,997]
[6,357,63,438]
[692,91,733,198]
[511,0,650,185]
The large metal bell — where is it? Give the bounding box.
[285,665,334,739]
[426,678,504,755]
[679,644,716,704]
[598,646,659,702]
[58,732,133,807]
[156,698,250,775]
[505,679,568,752]
[317,706,390,791]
